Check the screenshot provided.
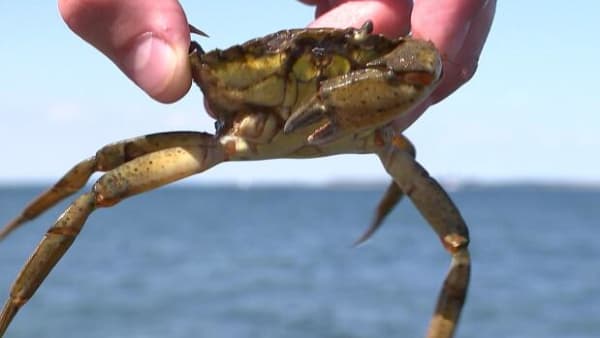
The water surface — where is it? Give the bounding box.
[1,184,598,337]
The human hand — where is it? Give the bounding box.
[301,0,496,130]
[58,0,191,103]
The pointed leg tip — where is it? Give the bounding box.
[188,24,209,37]
[352,222,379,247]
[0,218,23,242]
[352,235,369,247]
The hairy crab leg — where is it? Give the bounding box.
[378,135,471,338]
[0,132,212,240]
[0,133,226,336]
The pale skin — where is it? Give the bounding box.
[58,0,496,130]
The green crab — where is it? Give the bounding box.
[0,21,470,338]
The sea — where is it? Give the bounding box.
[0,184,598,338]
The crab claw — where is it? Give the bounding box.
[283,98,326,135]
[283,97,342,145]
[306,121,338,145]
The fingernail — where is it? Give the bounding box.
[123,32,176,97]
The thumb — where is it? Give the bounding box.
[58,0,191,103]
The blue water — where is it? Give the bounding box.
[1,184,599,338]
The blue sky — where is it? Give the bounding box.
[0,2,598,185]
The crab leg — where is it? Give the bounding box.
[353,180,404,245]
[0,132,213,240]
[0,133,226,336]
[378,135,470,338]
[354,135,415,245]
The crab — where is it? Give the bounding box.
[0,21,470,338]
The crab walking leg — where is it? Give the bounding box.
[354,135,415,245]
[0,132,212,240]
[354,181,404,245]
[0,193,95,336]
[0,139,226,337]
[378,136,470,338]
